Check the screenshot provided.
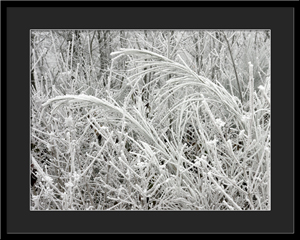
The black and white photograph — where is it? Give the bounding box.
[30,30,271,211]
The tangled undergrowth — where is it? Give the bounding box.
[31,31,270,210]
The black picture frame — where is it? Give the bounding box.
[2,2,294,234]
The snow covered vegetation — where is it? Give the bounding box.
[31,30,270,210]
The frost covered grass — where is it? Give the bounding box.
[31,30,270,210]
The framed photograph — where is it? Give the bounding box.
[3,3,294,234]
